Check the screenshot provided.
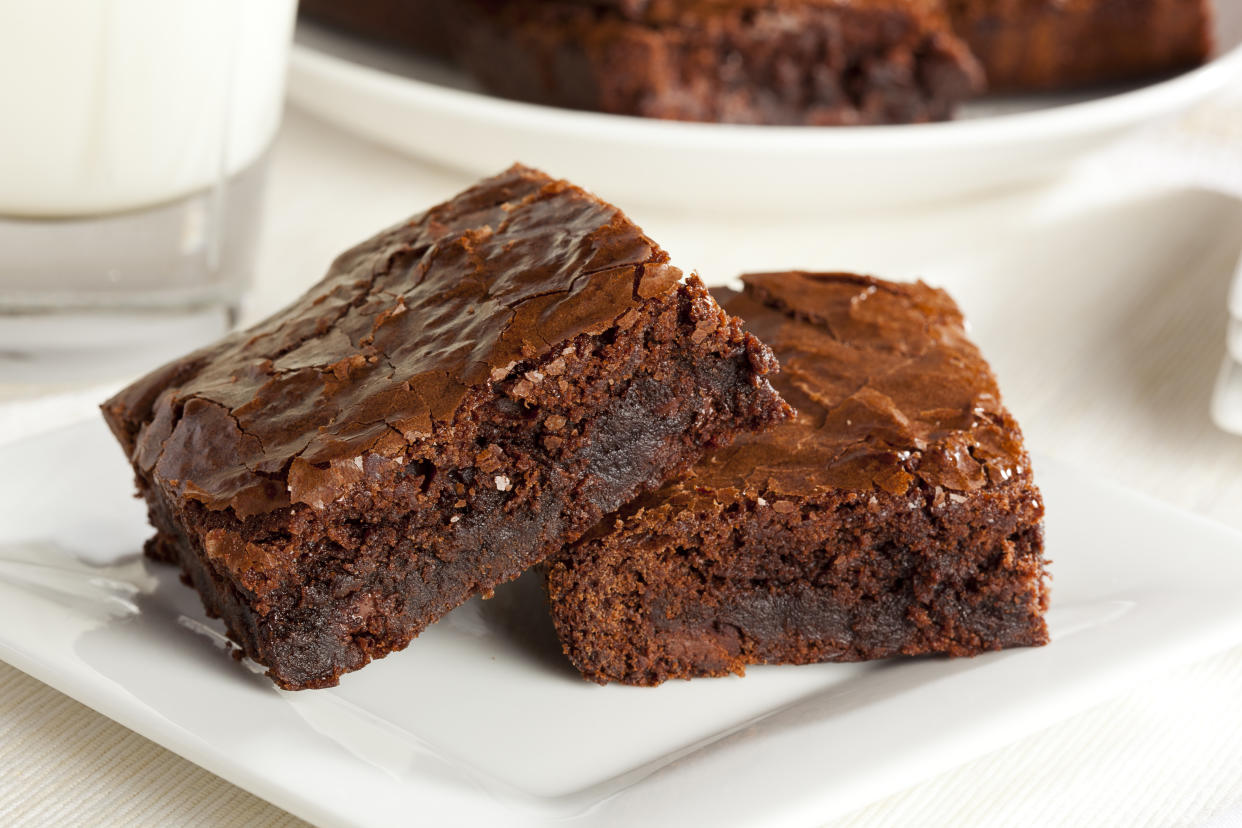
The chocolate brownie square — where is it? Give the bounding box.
[454,0,984,125]
[102,165,791,689]
[547,272,1048,685]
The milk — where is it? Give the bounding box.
[0,0,296,217]
[0,0,297,383]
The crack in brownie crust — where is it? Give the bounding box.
[547,271,1049,685]
[102,165,791,689]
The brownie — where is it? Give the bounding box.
[547,271,1048,686]
[101,165,791,690]
[946,0,1212,91]
[299,0,454,60]
[452,0,984,125]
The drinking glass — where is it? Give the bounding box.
[0,0,298,383]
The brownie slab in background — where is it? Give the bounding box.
[946,0,1212,91]
[102,164,791,690]
[453,0,984,125]
[299,0,454,59]
[548,272,1048,686]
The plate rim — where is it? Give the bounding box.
[288,16,1242,154]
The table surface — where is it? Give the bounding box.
[4,105,1242,827]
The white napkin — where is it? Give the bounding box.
[1205,806,1242,828]
[1215,247,1242,434]
[1219,245,1242,435]
[1097,85,1242,436]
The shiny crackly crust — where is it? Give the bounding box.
[610,271,1029,504]
[102,164,685,519]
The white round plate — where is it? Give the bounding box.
[288,2,1242,211]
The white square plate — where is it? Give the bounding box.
[2,418,1242,828]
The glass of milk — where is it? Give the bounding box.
[0,0,297,382]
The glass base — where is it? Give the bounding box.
[0,155,267,385]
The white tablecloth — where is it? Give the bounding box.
[3,104,1242,827]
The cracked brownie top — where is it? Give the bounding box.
[659,271,1028,502]
[102,164,682,519]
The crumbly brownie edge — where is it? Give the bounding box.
[548,472,1048,686]
[131,277,790,689]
